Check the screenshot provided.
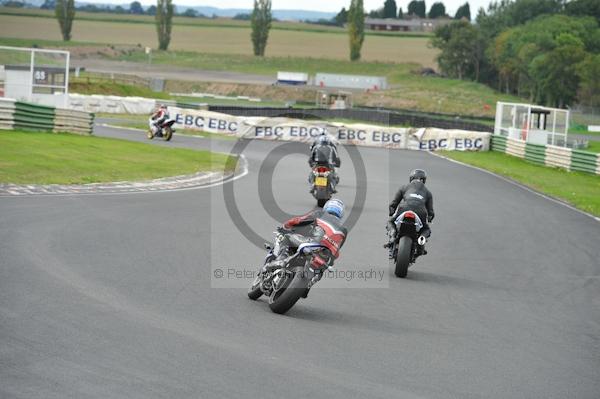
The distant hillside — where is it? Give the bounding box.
[1,0,336,21]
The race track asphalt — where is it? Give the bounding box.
[1,126,599,399]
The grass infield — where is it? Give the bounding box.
[0,130,236,184]
[441,150,600,217]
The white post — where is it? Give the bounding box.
[64,51,70,108]
[494,102,502,135]
[29,49,35,103]
[525,106,532,143]
[565,109,570,148]
[552,110,557,146]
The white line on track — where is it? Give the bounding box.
[430,151,600,223]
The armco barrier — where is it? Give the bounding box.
[207,106,494,133]
[491,135,600,175]
[0,98,93,135]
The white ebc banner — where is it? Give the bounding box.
[168,107,490,151]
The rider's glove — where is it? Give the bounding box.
[427,213,434,223]
[277,226,292,234]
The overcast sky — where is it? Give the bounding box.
[94,1,495,16]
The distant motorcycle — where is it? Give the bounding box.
[389,210,428,278]
[248,226,335,314]
[310,165,337,207]
[147,118,176,141]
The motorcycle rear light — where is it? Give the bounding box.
[404,211,416,219]
[315,167,330,173]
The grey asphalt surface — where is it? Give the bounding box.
[1,125,599,399]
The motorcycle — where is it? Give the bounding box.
[389,210,428,278]
[248,226,336,314]
[310,165,338,208]
[147,118,176,141]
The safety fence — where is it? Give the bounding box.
[68,94,204,114]
[207,106,494,133]
[0,98,93,134]
[491,135,600,175]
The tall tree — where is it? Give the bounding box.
[368,8,384,18]
[129,1,143,14]
[530,33,587,107]
[565,0,600,24]
[454,2,470,20]
[334,7,348,25]
[182,8,197,17]
[146,4,156,15]
[383,0,397,19]
[398,7,403,19]
[407,0,426,18]
[432,21,485,80]
[250,0,272,57]
[577,53,600,107]
[155,0,173,50]
[428,2,446,19]
[55,0,75,41]
[41,0,55,10]
[348,0,365,61]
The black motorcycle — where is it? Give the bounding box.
[248,227,334,314]
[388,210,428,278]
[310,165,338,207]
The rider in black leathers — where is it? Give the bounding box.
[308,134,340,193]
[385,169,434,256]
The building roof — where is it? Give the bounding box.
[365,17,452,27]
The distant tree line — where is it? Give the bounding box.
[431,0,600,108]
[29,0,207,18]
[365,1,471,21]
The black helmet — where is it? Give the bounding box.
[409,169,427,183]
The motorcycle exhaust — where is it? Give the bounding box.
[417,235,427,246]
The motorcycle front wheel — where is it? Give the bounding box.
[394,236,412,278]
[147,130,154,139]
[269,271,308,314]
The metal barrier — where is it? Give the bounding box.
[0,98,93,134]
[491,135,600,175]
[207,106,494,132]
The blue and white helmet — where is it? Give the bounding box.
[323,198,345,219]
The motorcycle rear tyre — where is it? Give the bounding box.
[269,272,308,314]
[394,236,412,278]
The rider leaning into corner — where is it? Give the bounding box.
[149,104,168,136]
[274,198,348,273]
[308,133,341,193]
[384,169,435,257]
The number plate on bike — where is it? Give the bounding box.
[315,177,328,187]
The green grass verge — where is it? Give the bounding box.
[584,141,600,153]
[70,77,172,99]
[173,95,287,107]
[441,150,600,216]
[0,130,235,184]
